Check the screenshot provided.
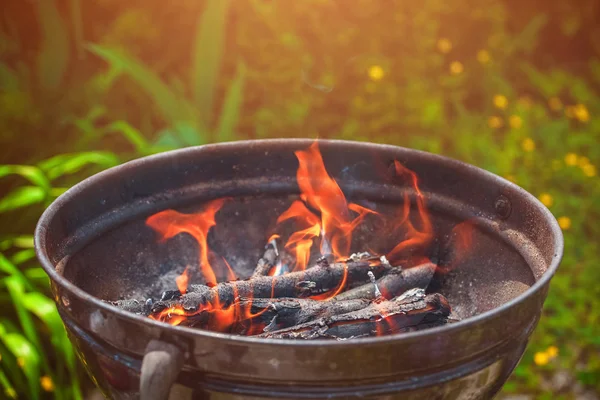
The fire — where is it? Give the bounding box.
[273,142,380,273]
[146,198,230,286]
[385,160,434,265]
[175,266,191,294]
[437,220,476,273]
[144,140,447,333]
[276,200,321,272]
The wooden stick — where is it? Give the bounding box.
[233,297,372,332]
[251,244,279,278]
[149,259,392,317]
[260,291,450,340]
[333,262,436,301]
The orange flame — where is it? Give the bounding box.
[272,142,380,273]
[175,266,191,294]
[295,142,361,259]
[146,198,228,286]
[276,201,321,272]
[438,220,476,273]
[386,160,434,264]
[145,140,445,334]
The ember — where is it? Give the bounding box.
[112,140,457,339]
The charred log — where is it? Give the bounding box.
[260,290,450,340]
[110,299,146,314]
[149,259,392,316]
[334,263,436,301]
[234,297,371,332]
[251,245,279,278]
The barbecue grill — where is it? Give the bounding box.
[35,139,563,399]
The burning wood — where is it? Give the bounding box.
[260,290,450,340]
[111,140,456,340]
[148,257,392,315]
[234,296,372,332]
[333,262,436,301]
[251,241,279,278]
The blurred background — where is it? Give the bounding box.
[0,0,599,398]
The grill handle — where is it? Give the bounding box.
[140,340,185,400]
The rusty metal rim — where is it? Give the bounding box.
[34,138,564,347]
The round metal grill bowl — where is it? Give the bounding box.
[35,139,563,399]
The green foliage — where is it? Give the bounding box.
[0,150,118,398]
[0,152,119,216]
[87,0,244,146]
[1,0,599,398]
[192,0,231,122]
[34,0,70,92]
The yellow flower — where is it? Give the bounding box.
[522,138,535,152]
[449,61,463,75]
[558,216,571,230]
[534,351,550,366]
[574,104,590,122]
[583,164,597,177]
[509,115,523,129]
[493,95,508,110]
[539,193,553,207]
[578,156,590,168]
[368,65,385,81]
[477,49,491,64]
[548,97,562,111]
[437,38,452,54]
[41,376,54,392]
[488,116,503,129]
[564,152,578,166]
[546,346,559,358]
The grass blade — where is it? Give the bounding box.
[191,0,231,124]
[36,152,119,180]
[10,249,37,266]
[0,165,50,191]
[104,121,150,154]
[0,364,18,399]
[88,44,199,130]
[0,235,34,251]
[22,292,80,399]
[0,187,46,214]
[33,0,70,92]
[0,322,28,397]
[24,267,47,282]
[0,324,40,399]
[5,278,42,351]
[216,62,246,142]
[0,254,34,291]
